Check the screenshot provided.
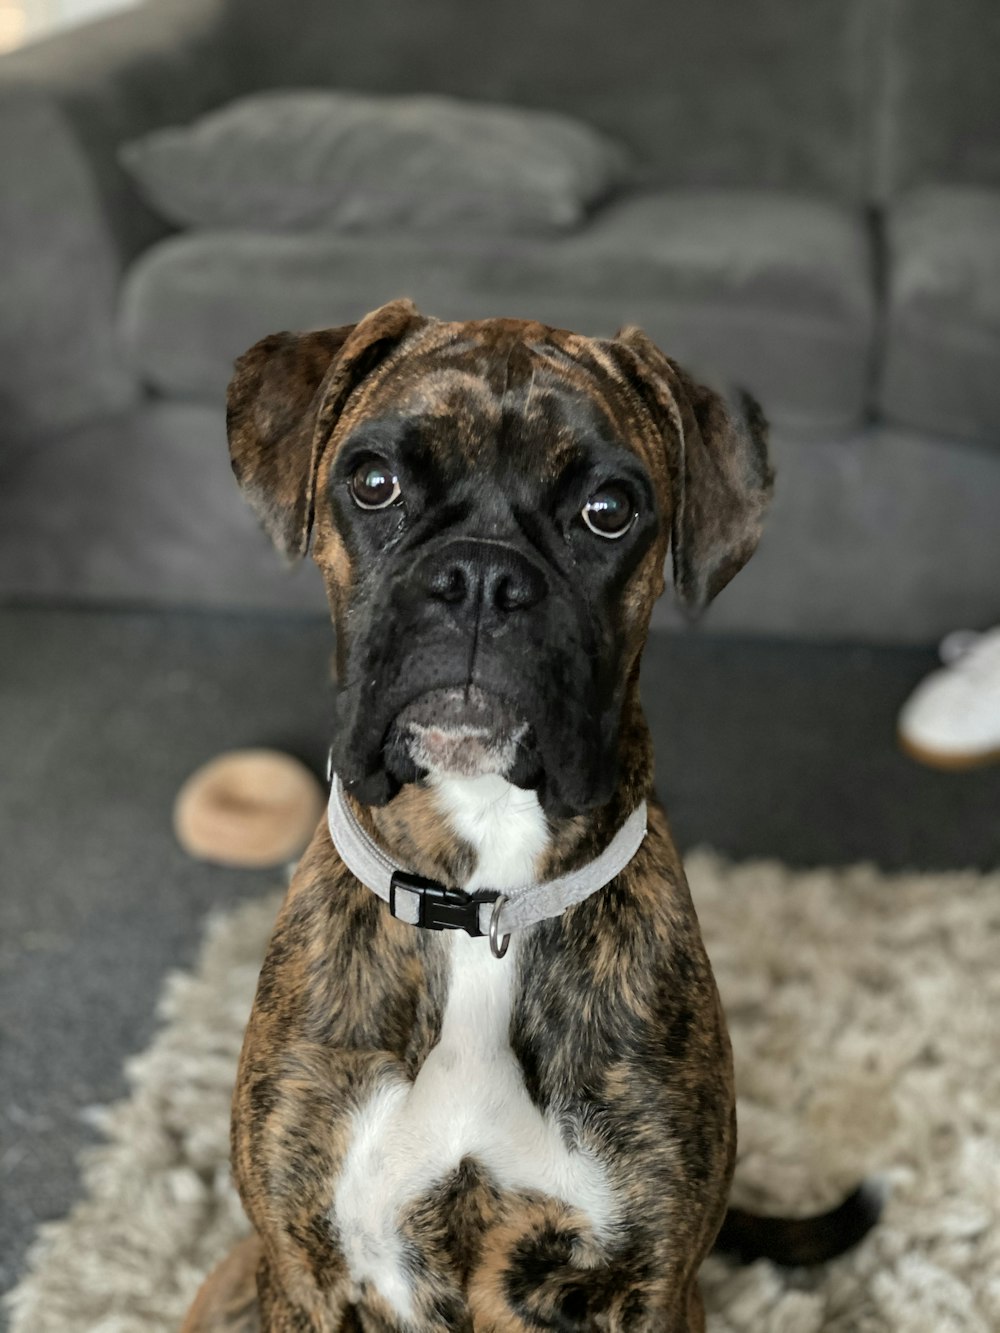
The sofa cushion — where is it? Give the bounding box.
[119,189,875,433]
[119,91,631,234]
[879,188,1000,447]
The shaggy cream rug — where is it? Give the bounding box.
[7,854,1000,1333]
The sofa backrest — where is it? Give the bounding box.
[225,0,883,200]
[873,0,1000,197]
[225,0,1000,202]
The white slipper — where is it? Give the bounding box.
[898,627,1000,770]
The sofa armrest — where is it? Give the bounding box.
[0,0,237,437]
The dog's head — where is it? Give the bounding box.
[228,299,772,816]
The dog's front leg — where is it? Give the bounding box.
[234,1036,404,1331]
[230,833,446,1332]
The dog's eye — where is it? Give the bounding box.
[581,484,636,539]
[350,458,401,510]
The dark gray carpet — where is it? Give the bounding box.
[1,607,998,1300]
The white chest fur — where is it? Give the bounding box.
[331,775,618,1320]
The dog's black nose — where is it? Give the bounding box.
[420,540,546,616]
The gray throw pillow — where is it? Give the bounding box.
[119,90,632,234]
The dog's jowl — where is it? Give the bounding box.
[181,301,868,1333]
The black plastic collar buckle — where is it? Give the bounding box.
[389,870,491,937]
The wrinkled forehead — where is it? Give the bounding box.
[328,322,665,484]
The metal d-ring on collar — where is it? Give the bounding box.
[325,761,647,960]
[489,896,510,959]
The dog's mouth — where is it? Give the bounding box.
[385,685,535,781]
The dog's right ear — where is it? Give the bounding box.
[226,298,425,559]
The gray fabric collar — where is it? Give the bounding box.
[326,773,647,956]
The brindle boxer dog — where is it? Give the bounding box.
[183,300,878,1333]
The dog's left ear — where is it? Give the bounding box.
[227,298,425,559]
[611,326,774,615]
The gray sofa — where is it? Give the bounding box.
[1,0,998,641]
